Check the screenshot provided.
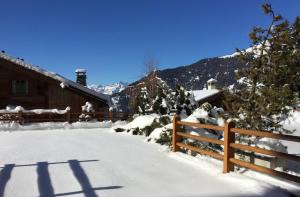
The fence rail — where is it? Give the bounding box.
[0,111,130,124]
[172,116,300,183]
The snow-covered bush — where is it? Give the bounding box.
[79,102,95,121]
[148,123,173,145]
[180,103,225,153]
[81,102,94,112]
[113,114,172,137]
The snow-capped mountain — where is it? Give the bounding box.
[88,82,128,95]
[157,56,245,90]
[110,55,247,111]
[220,44,264,58]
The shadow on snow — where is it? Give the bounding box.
[0,159,123,197]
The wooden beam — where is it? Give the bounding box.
[230,143,300,163]
[230,158,300,183]
[231,128,300,142]
[177,132,224,145]
[177,121,224,131]
[176,142,223,160]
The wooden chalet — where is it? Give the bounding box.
[0,52,110,112]
[191,78,223,107]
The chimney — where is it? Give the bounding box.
[207,78,217,90]
[75,69,87,86]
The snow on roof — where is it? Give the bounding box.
[0,52,110,105]
[191,89,220,102]
[75,69,86,73]
[207,78,217,83]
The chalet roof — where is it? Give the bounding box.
[191,89,220,102]
[0,52,110,105]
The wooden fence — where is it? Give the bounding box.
[172,116,300,183]
[0,111,130,124]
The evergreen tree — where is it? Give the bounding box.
[175,84,197,116]
[224,4,300,132]
[152,87,173,115]
[134,87,152,115]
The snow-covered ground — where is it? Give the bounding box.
[0,128,299,197]
[282,111,300,154]
[0,120,124,131]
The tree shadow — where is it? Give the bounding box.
[0,164,15,197]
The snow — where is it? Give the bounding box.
[161,98,167,108]
[190,89,220,102]
[148,123,173,141]
[81,102,94,113]
[181,107,224,143]
[0,120,126,131]
[75,69,86,73]
[0,128,298,197]
[0,106,70,114]
[0,52,110,104]
[118,114,159,131]
[207,78,217,83]
[281,110,300,154]
[60,82,68,89]
[220,43,268,59]
[255,137,287,153]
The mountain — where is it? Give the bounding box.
[110,56,247,111]
[88,82,128,95]
[157,56,245,90]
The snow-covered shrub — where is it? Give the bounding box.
[115,128,125,132]
[79,102,95,121]
[152,126,173,146]
[81,102,94,112]
[141,116,171,136]
[181,103,225,153]
[114,114,159,133]
[114,114,172,137]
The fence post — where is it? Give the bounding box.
[66,110,71,123]
[223,121,235,173]
[18,110,24,125]
[98,112,104,122]
[109,111,113,122]
[172,115,181,152]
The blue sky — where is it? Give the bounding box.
[1,0,299,85]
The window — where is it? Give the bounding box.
[12,80,28,95]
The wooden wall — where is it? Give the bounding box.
[0,58,108,112]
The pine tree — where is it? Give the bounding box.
[134,87,152,115]
[175,84,197,116]
[152,87,173,115]
[224,4,300,132]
